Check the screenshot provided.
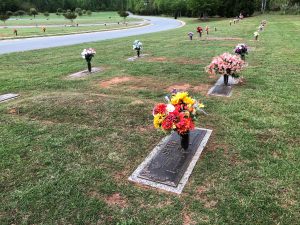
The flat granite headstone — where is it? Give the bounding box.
[0,93,19,103]
[127,54,149,62]
[207,75,237,97]
[208,85,233,97]
[129,128,212,194]
[68,67,103,79]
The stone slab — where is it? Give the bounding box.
[138,129,207,187]
[0,93,19,103]
[128,128,212,194]
[208,85,233,97]
[127,54,149,62]
[207,75,238,97]
[68,67,103,78]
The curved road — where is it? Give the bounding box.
[0,15,183,55]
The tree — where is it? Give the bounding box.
[14,10,26,17]
[63,11,77,23]
[44,12,50,18]
[29,8,38,18]
[118,10,129,22]
[0,13,10,24]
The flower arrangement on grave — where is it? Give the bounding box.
[205,52,246,85]
[81,48,96,72]
[153,91,205,149]
[261,20,267,25]
[254,31,259,40]
[132,40,142,57]
[234,43,248,61]
[188,32,194,40]
[205,26,209,35]
[197,26,203,37]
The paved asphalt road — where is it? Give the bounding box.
[0,15,183,55]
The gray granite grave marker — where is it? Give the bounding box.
[127,54,149,62]
[68,67,103,79]
[129,128,212,194]
[0,93,19,103]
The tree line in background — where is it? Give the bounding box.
[1,0,300,17]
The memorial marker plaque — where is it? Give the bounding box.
[129,128,212,194]
[68,67,103,79]
[0,93,19,103]
[138,129,207,187]
[209,85,232,97]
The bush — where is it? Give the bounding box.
[6,11,13,16]
[86,10,92,15]
[63,11,77,22]
[44,12,50,17]
[14,10,26,17]
[82,9,87,14]
[75,8,82,14]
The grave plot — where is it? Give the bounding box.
[129,128,212,194]
[67,67,103,79]
[127,54,149,62]
[207,76,238,97]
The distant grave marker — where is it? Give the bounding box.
[0,93,19,103]
[127,54,149,62]
[68,67,103,79]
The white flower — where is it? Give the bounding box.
[166,104,175,113]
[133,40,142,50]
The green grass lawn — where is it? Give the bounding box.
[2,12,139,26]
[0,23,145,39]
[0,14,299,225]
[0,12,141,39]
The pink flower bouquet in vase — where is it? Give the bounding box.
[206,52,246,86]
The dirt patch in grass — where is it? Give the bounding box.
[167,83,191,92]
[145,57,168,62]
[191,84,211,95]
[174,58,203,65]
[99,76,136,88]
[144,57,203,65]
[104,193,128,208]
[182,209,196,225]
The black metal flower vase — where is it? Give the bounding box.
[189,36,192,40]
[87,61,92,72]
[199,32,202,37]
[224,74,229,86]
[137,49,140,57]
[180,132,190,150]
[241,54,245,61]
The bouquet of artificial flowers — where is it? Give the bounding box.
[153,91,205,135]
[234,43,248,60]
[132,40,142,57]
[81,48,96,72]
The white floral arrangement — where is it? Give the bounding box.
[81,48,96,59]
[188,32,194,36]
[132,40,142,50]
[254,31,259,37]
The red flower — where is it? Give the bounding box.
[176,117,195,134]
[153,103,167,115]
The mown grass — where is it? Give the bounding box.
[2,12,138,26]
[0,23,144,39]
[0,14,299,225]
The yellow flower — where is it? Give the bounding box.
[171,92,188,105]
[153,113,165,128]
[183,96,195,105]
[199,103,205,108]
